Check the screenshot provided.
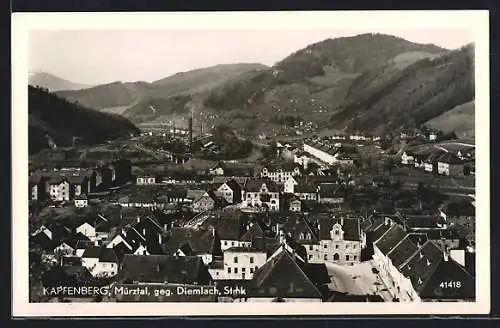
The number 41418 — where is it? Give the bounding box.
[439,281,462,288]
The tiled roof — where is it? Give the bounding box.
[386,235,419,269]
[437,152,463,165]
[442,200,475,217]
[404,215,439,230]
[318,184,344,198]
[241,223,265,243]
[225,247,265,253]
[294,184,317,194]
[164,227,217,255]
[250,248,322,299]
[418,258,475,300]
[370,220,393,242]
[120,255,211,285]
[318,217,361,241]
[244,179,279,192]
[202,213,247,241]
[374,224,407,255]
[398,241,445,293]
[282,216,319,244]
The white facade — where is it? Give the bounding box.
[217,183,235,204]
[424,162,434,172]
[260,166,301,183]
[221,240,252,251]
[54,242,74,256]
[136,176,156,185]
[76,222,96,239]
[49,180,71,201]
[401,152,414,165]
[210,249,267,280]
[75,198,88,207]
[283,176,298,194]
[243,183,280,211]
[313,223,361,265]
[289,200,301,212]
[209,167,225,176]
[92,262,119,278]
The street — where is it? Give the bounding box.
[325,261,393,301]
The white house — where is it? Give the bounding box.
[136,176,156,185]
[74,194,88,207]
[242,179,280,211]
[401,151,415,165]
[316,217,362,265]
[81,247,119,278]
[260,164,301,183]
[209,247,267,280]
[283,176,298,194]
[76,221,96,240]
[47,177,71,201]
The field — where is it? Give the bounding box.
[425,101,475,138]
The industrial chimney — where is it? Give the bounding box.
[188,115,193,150]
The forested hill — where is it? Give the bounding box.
[28,86,140,155]
[329,44,474,135]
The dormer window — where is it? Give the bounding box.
[418,278,423,284]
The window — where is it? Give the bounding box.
[234,268,238,274]
[353,255,357,261]
[335,244,339,249]
[234,256,238,263]
[333,253,340,261]
[299,233,305,240]
[250,257,254,264]
[227,267,231,273]
[324,254,328,260]
[353,244,356,249]
[335,230,339,235]
[309,245,313,251]
[323,244,327,249]
[346,244,349,249]
[250,268,254,273]
[231,242,235,246]
[224,241,228,246]
[346,255,350,261]
[242,268,246,272]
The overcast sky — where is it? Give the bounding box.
[29,29,473,85]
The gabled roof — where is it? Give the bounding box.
[241,223,265,243]
[386,235,419,269]
[318,184,344,198]
[294,183,317,194]
[164,227,217,255]
[370,220,394,242]
[374,224,407,255]
[318,217,361,241]
[398,241,446,293]
[441,200,475,217]
[437,152,463,165]
[244,179,279,192]
[120,255,211,285]
[418,257,475,300]
[282,216,319,244]
[60,232,90,249]
[250,248,322,299]
[202,213,247,240]
[225,179,242,193]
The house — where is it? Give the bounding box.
[437,153,464,176]
[289,198,301,212]
[208,247,267,280]
[283,176,299,194]
[247,248,323,302]
[29,174,48,201]
[429,132,438,141]
[119,254,213,286]
[208,162,225,176]
[47,176,71,201]
[81,246,119,278]
[294,183,318,201]
[74,194,88,207]
[192,192,216,213]
[317,184,345,204]
[401,151,415,165]
[30,225,57,252]
[110,159,133,186]
[413,153,429,169]
[260,163,302,183]
[398,241,475,301]
[136,175,156,185]
[316,216,363,265]
[76,220,96,240]
[424,152,444,173]
[202,213,251,251]
[216,179,243,204]
[95,213,113,240]
[162,227,222,265]
[242,179,280,211]
[293,151,310,169]
[281,216,321,263]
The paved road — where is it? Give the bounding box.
[325,262,394,301]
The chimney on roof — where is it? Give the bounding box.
[340,217,344,226]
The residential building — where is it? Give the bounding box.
[74,194,88,207]
[260,163,301,183]
[247,248,323,302]
[81,247,119,278]
[283,176,299,194]
[242,179,280,211]
[136,175,156,185]
[209,247,267,280]
[192,192,216,213]
[401,151,415,165]
[437,153,464,176]
[317,184,345,204]
[282,216,321,263]
[208,163,225,176]
[47,176,71,201]
[216,179,243,204]
[289,198,302,212]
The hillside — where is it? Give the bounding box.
[425,100,475,138]
[55,63,267,118]
[28,86,139,155]
[29,72,91,92]
[329,44,474,135]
